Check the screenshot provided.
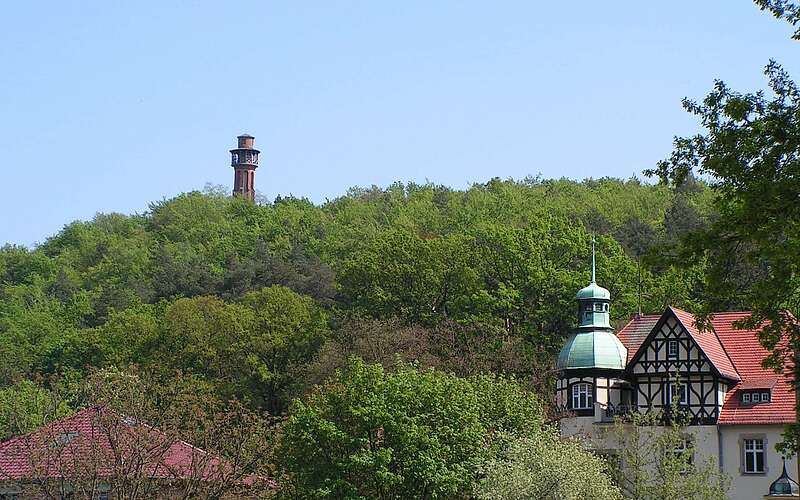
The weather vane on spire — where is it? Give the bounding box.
[591,235,596,284]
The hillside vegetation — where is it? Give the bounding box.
[0,176,718,415]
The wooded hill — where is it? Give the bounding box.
[0,176,726,418]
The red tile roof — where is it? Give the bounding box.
[738,377,779,390]
[617,314,660,363]
[616,309,797,425]
[710,312,796,425]
[0,407,256,483]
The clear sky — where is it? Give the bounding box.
[0,2,797,246]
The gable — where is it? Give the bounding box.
[625,307,739,381]
[628,313,715,375]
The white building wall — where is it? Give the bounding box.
[720,425,798,500]
[560,420,799,500]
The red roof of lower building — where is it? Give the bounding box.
[0,407,257,483]
[617,309,796,425]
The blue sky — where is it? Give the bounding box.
[0,2,797,246]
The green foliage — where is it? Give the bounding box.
[0,179,714,415]
[240,285,330,412]
[475,430,622,500]
[0,380,71,440]
[612,399,729,499]
[754,0,800,39]
[647,61,800,452]
[276,358,543,499]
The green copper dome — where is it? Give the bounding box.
[557,330,627,371]
[575,282,610,300]
[557,237,626,371]
[768,460,799,497]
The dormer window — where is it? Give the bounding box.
[667,340,678,358]
[741,390,771,405]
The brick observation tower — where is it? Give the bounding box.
[230,134,260,200]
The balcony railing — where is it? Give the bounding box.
[600,403,636,422]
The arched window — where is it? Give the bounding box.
[571,383,593,410]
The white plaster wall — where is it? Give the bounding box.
[559,421,800,500]
[720,425,798,500]
[560,416,619,451]
[560,415,597,439]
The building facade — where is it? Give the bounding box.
[557,242,799,499]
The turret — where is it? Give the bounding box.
[555,238,628,421]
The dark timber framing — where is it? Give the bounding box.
[623,308,737,426]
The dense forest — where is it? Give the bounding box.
[2,167,790,497]
[0,177,719,415]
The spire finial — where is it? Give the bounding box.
[591,236,596,284]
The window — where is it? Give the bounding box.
[671,439,694,473]
[231,153,239,164]
[603,303,609,312]
[593,303,604,312]
[98,493,110,500]
[743,438,766,473]
[666,382,687,406]
[667,340,678,358]
[741,390,771,405]
[572,383,593,410]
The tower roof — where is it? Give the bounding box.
[575,237,610,300]
[559,236,623,371]
[575,282,611,300]
[557,330,627,371]
[768,459,799,496]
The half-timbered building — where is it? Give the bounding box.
[556,244,799,500]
